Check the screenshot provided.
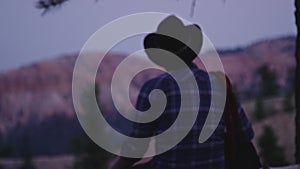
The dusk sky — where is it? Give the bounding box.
[0,0,296,72]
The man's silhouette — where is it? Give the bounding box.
[110,15,254,169]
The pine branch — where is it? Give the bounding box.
[36,0,69,15]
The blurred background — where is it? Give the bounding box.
[0,0,298,169]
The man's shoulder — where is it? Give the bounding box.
[193,68,210,79]
[143,66,210,86]
[142,73,171,89]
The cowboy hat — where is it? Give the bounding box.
[144,15,203,69]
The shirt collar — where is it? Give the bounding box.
[168,63,199,81]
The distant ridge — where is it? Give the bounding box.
[217,35,296,55]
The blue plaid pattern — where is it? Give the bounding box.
[131,63,254,169]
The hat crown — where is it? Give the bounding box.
[156,15,201,51]
[157,15,185,41]
[144,15,203,69]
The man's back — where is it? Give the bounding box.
[132,64,227,169]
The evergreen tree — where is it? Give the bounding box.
[257,64,280,97]
[0,145,12,158]
[70,83,110,169]
[253,97,266,121]
[18,132,36,169]
[258,125,287,167]
[70,132,110,169]
[283,68,294,113]
[283,91,294,113]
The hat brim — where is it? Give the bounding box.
[144,33,199,66]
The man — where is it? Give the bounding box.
[110,15,254,169]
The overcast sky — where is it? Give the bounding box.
[0,0,296,72]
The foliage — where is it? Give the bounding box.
[283,68,295,113]
[18,161,36,169]
[36,0,69,15]
[253,97,266,121]
[283,91,294,113]
[0,145,12,158]
[70,131,110,169]
[257,64,280,97]
[258,125,288,167]
[70,83,110,169]
[18,133,36,169]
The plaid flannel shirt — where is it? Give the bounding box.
[130,63,254,169]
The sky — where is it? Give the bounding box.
[0,0,296,72]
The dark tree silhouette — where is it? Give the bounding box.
[257,64,280,97]
[258,126,287,167]
[18,132,36,169]
[36,0,69,15]
[70,131,110,169]
[70,83,110,169]
[253,97,266,121]
[294,0,300,163]
[283,91,294,113]
[0,145,12,158]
